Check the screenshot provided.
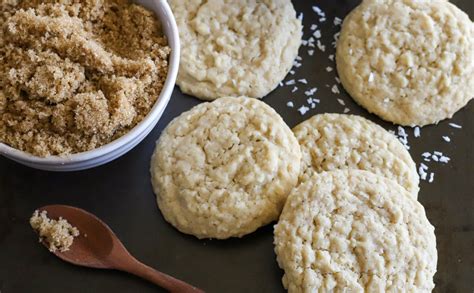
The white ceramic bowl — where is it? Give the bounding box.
[0,0,180,172]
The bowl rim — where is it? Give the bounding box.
[0,0,180,165]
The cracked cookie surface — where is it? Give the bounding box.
[170,0,302,100]
[151,97,301,239]
[274,170,437,293]
[336,0,474,126]
[293,113,419,196]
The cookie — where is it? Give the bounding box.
[336,0,474,126]
[150,97,301,239]
[274,170,437,292]
[293,113,419,196]
[170,0,302,100]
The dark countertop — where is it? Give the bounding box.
[1,1,473,292]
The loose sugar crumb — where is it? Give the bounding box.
[30,210,80,253]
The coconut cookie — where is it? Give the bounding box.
[293,114,419,196]
[274,170,437,293]
[151,97,301,239]
[170,0,302,100]
[336,0,474,126]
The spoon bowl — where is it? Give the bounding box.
[36,205,204,293]
[39,205,117,268]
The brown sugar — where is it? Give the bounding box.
[0,0,170,157]
[30,210,80,253]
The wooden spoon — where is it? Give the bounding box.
[35,205,204,293]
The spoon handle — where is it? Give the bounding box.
[120,258,204,293]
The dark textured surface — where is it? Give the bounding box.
[0,1,473,292]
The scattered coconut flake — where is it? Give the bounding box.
[317,40,326,52]
[442,136,451,142]
[291,86,298,93]
[414,127,420,138]
[312,6,325,17]
[308,50,314,56]
[343,108,350,113]
[319,17,326,22]
[333,17,342,26]
[329,54,334,61]
[295,56,302,61]
[326,66,333,72]
[422,152,431,158]
[449,123,462,129]
[396,126,410,150]
[286,101,294,108]
[310,24,318,30]
[418,165,428,180]
[298,105,310,115]
[298,79,308,84]
[313,30,321,39]
[289,70,295,75]
[337,98,345,106]
[428,172,434,183]
[439,156,450,163]
[331,85,340,94]
[305,88,318,96]
[285,79,295,86]
[298,13,303,21]
[335,77,341,84]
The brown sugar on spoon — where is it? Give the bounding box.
[0,0,170,157]
[30,210,80,253]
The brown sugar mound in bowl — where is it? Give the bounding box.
[0,0,170,157]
